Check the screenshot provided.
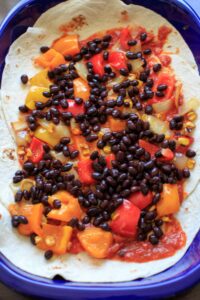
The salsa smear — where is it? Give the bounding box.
[10,25,196,261]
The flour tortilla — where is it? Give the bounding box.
[0,0,200,282]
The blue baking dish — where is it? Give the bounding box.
[0,0,200,299]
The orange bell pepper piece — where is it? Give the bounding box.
[52,34,80,56]
[157,184,180,216]
[73,78,90,101]
[108,117,126,132]
[37,223,72,255]
[77,227,113,258]
[35,49,66,70]
[47,191,83,222]
[9,203,43,236]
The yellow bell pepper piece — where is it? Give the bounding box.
[73,78,90,101]
[30,69,51,88]
[77,227,113,259]
[157,184,180,217]
[25,86,49,110]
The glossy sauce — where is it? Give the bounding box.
[111,219,186,262]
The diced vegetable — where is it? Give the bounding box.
[34,122,70,147]
[152,99,174,114]
[138,139,159,157]
[109,117,126,131]
[89,53,104,76]
[77,158,95,185]
[106,154,115,168]
[160,148,174,161]
[29,137,44,163]
[9,203,43,236]
[25,86,49,110]
[142,114,172,136]
[119,27,132,50]
[20,179,35,191]
[37,224,72,255]
[30,69,51,87]
[150,72,175,104]
[77,227,113,258]
[174,152,188,169]
[129,58,144,74]
[72,135,90,159]
[65,99,85,115]
[108,51,127,70]
[179,97,200,115]
[75,62,88,81]
[129,191,152,210]
[47,191,83,222]
[52,34,80,56]
[157,184,180,216]
[110,200,141,237]
[35,49,65,69]
[15,130,30,146]
[73,78,90,101]
[12,120,28,132]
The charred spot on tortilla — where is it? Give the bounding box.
[120,10,129,22]
[3,148,15,160]
[59,15,88,33]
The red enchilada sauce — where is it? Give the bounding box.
[110,219,186,262]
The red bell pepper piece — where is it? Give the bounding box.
[29,137,44,163]
[149,73,175,105]
[128,191,153,210]
[108,51,127,70]
[58,99,84,116]
[160,148,174,161]
[138,139,159,157]
[89,53,104,76]
[119,28,132,50]
[106,154,115,168]
[110,200,141,238]
[77,158,95,185]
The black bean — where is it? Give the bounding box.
[126,51,138,60]
[156,91,165,97]
[62,163,73,172]
[127,39,137,46]
[99,223,111,231]
[19,105,29,113]
[13,176,23,184]
[149,234,159,245]
[135,102,143,111]
[152,193,160,204]
[153,63,162,72]
[15,190,23,203]
[11,215,20,227]
[143,48,152,55]
[157,84,168,91]
[97,140,106,149]
[70,150,79,159]
[145,210,157,221]
[153,226,163,238]
[186,149,196,158]
[90,151,99,160]
[182,168,190,178]
[21,74,28,84]
[40,46,49,53]
[18,215,28,224]
[44,250,53,260]
[119,68,129,76]
[155,219,163,227]
[140,32,147,41]
[86,134,98,142]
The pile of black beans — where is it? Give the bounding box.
[16,31,196,248]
